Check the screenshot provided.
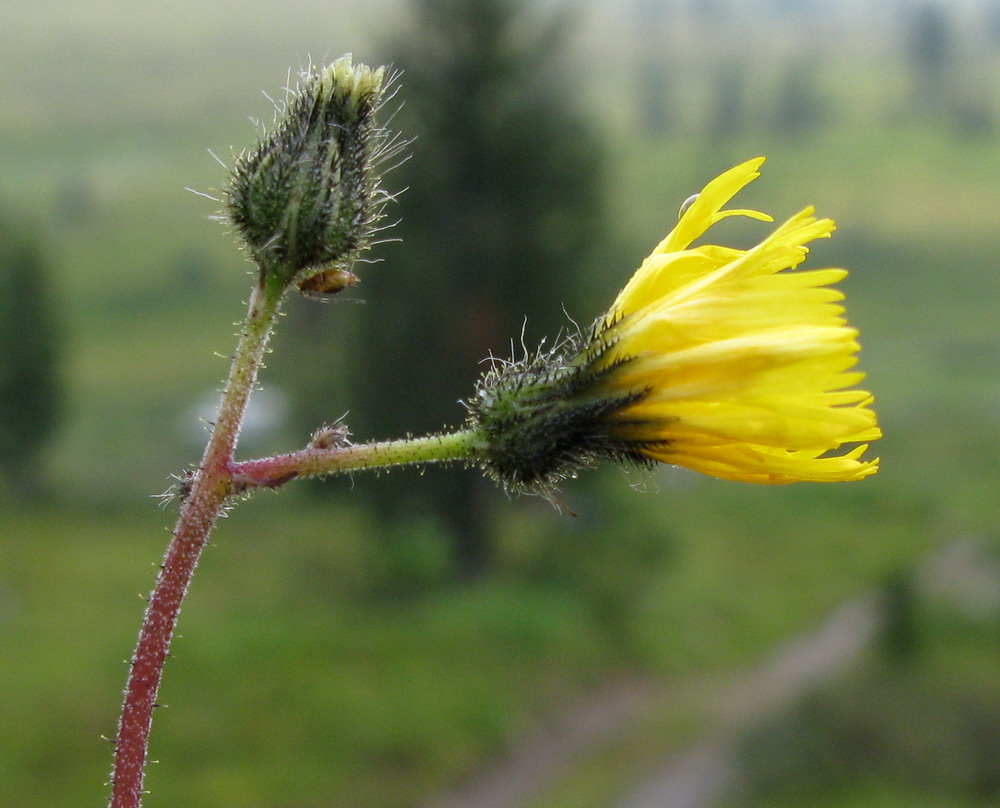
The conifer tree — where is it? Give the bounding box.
[350,0,609,578]
[0,208,60,496]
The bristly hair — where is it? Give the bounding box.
[225,57,409,288]
[464,320,652,496]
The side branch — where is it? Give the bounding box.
[229,429,484,491]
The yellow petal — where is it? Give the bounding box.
[585,159,879,484]
[657,157,768,253]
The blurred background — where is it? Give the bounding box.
[2,0,1000,805]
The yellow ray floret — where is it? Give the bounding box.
[593,158,880,483]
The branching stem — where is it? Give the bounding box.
[109,275,282,808]
[108,274,483,808]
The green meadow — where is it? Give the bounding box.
[3,1,1000,806]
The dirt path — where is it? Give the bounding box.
[430,595,882,808]
[431,675,659,808]
[615,595,880,808]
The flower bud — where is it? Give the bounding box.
[226,56,395,288]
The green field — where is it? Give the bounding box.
[3,1,1000,807]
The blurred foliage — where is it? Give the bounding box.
[0,205,61,496]
[2,0,1000,806]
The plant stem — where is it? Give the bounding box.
[109,276,282,808]
[230,429,484,490]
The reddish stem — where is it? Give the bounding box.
[109,480,228,808]
[109,279,281,808]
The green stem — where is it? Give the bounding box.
[230,429,484,490]
[109,275,283,808]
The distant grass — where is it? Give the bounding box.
[725,600,1000,808]
[0,504,169,807]
[611,478,934,673]
[0,500,615,808]
[5,5,1000,807]
[0,463,945,808]
[0,498,606,806]
[733,787,984,808]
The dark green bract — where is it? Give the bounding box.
[465,334,649,494]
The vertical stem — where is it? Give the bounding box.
[109,277,282,808]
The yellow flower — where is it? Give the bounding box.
[468,157,879,492]
[588,157,880,483]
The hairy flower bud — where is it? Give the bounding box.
[226,56,397,288]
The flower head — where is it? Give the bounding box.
[468,158,880,491]
[226,56,399,291]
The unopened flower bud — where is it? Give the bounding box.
[226,56,396,288]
